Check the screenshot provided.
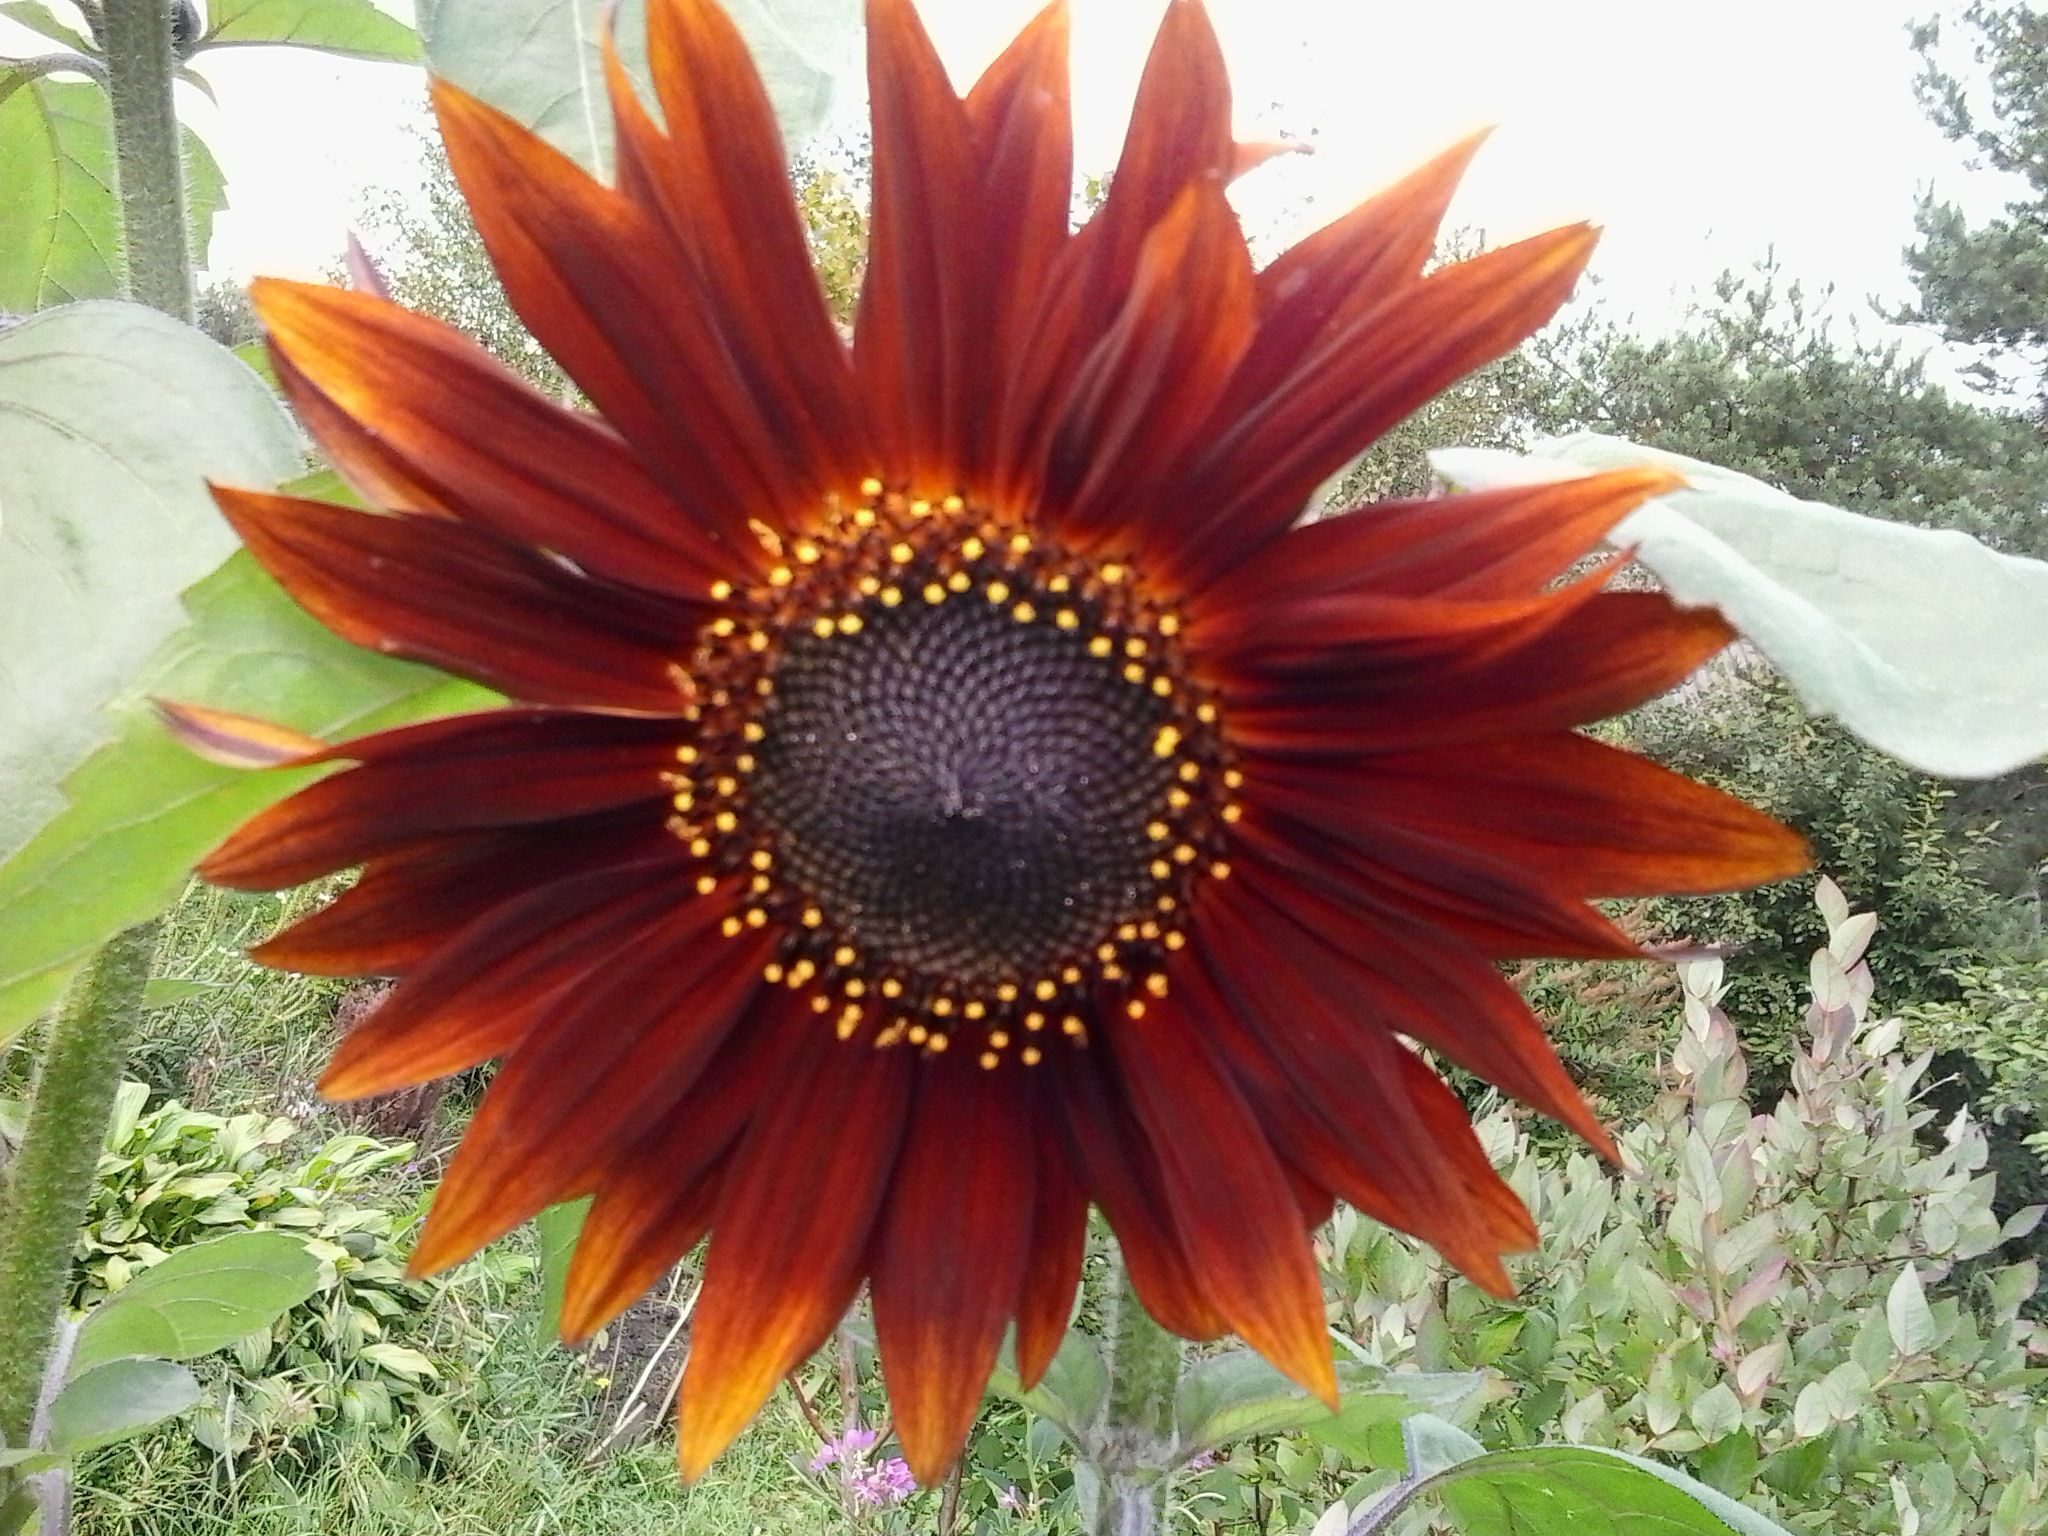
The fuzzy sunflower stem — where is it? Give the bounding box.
[0,921,160,1476]
[100,0,193,321]
[1090,1253,1183,1536]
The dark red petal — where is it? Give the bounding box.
[1015,1124,1087,1389]
[1190,469,1685,636]
[1051,1045,1226,1340]
[1228,591,1734,754]
[1261,734,1811,897]
[212,488,694,713]
[854,0,980,486]
[1197,889,1538,1294]
[559,995,813,1343]
[258,811,667,976]
[1113,991,1336,1405]
[677,1041,914,1479]
[991,0,1232,505]
[1045,180,1256,543]
[199,709,678,889]
[1231,799,1638,961]
[250,279,731,597]
[318,853,691,1098]
[964,1,1072,489]
[409,884,775,1274]
[872,1058,1036,1484]
[431,78,816,559]
[612,3,863,493]
[1231,131,1487,406]
[1227,854,1614,1155]
[1172,224,1599,588]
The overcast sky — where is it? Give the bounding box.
[11,1,2025,352]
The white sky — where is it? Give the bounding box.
[10,0,2024,348]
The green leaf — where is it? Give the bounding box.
[416,0,854,177]
[1433,435,2048,779]
[533,1197,588,1341]
[0,80,228,308]
[1,1,94,52]
[140,977,223,1008]
[1175,1353,1487,1454]
[1885,1263,1939,1356]
[0,303,298,862]
[1407,1443,1797,1536]
[0,544,492,1044]
[196,0,421,63]
[360,1342,437,1381]
[44,1359,200,1454]
[1402,1413,1486,1479]
[987,1331,1108,1440]
[71,1231,321,1375]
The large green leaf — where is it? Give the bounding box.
[43,1359,200,1455]
[1432,435,2048,779]
[416,0,856,177]
[0,303,298,863]
[1174,1352,1486,1453]
[0,547,491,1044]
[533,1198,589,1341]
[0,1,94,52]
[71,1231,322,1375]
[0,78,228,308]
[1353,1417,1796,1536]
[196,0,421,63]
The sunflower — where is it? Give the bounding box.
[165,0,1807,1485]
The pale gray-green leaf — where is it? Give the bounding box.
[416,0,856,176]
[1,2,94,52]
[197,0,421,62]
[0,302,298,868]
[71,1231,321,1375]
[44,1359,200,1454]
[1885,1264,1939,1356]
[0,80,229,308]
[1431,435,2048,779]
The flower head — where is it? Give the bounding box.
[169,0,1806,1489]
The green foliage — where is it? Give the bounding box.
[1629,674,2028,1030]
[192,0,422,64]
[1535,264,2048,558]
[63,1087,528,1472]
[1903,3,2048,403]
[0,77,225,310]
[1912,958,2048,1156]
[1322,883,2048,1535]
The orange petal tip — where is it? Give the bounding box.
[155,699,328,769]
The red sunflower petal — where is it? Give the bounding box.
[872,1057,1037,1484]
[409,883,775,1275]
[250,279,731,597]
[1014,1123,1087,1390]
[1197,889,1538,1294]
[258,811,667,976]
[854,0,981,486]
[1229,591,1735,754]
[1266,734,1811,897]
[1171,223,1599,587]
[430,78,809,558]
[677,1041,914,1480]
[1189,469,1686,634]
[608,1,863,493]
[199,709,678,889]
[1230,130,1488,406]
[318,853,691,1098]
[1113,991,1336,1405]
[559,996,813,1343]
[212,488,694,713]
[1045,179,1256,543]
[1051,1046,1226,1340]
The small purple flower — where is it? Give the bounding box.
[848,1456,915,1507]
[807,1425,879,1472]
[1183,1450,1217,1472]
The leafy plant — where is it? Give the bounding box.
[1319,880,2048,1535]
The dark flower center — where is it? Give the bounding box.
[668,485,1236,1064]
[749,591,1176,986]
